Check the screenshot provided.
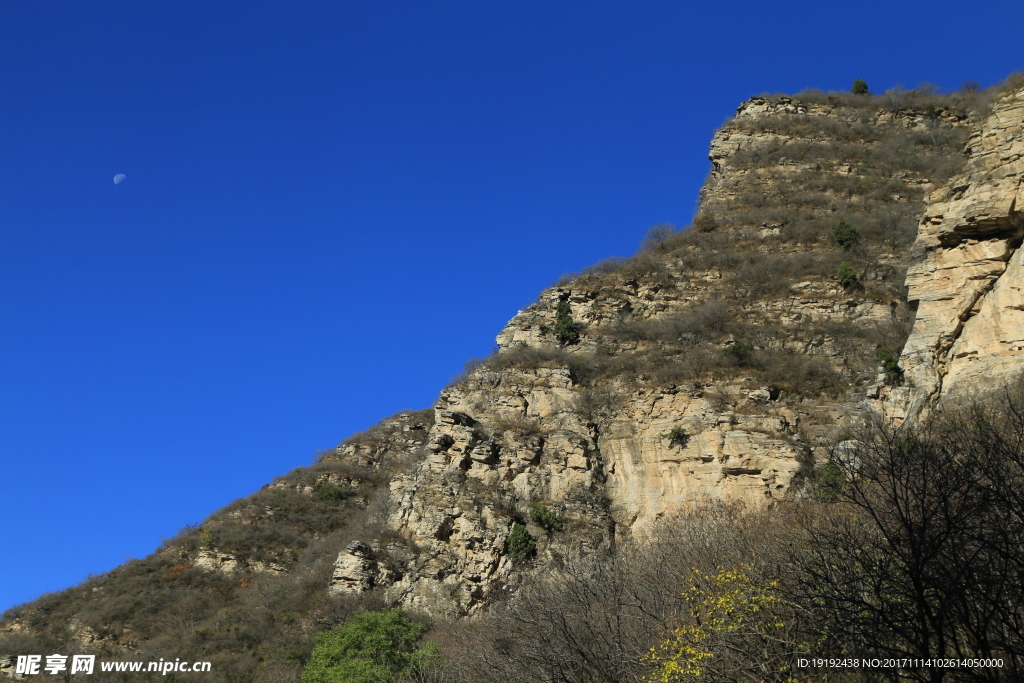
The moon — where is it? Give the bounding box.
[113,174,126,185]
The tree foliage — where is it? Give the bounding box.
[852,78,869,95]
[506,523,536,563]
[836,261,858,288]
[814,461,847,502]
[554,301,581,345]
[301,609,440,683]
[528,503,563,534]
[831,218,860,249]
[644,565,790,682]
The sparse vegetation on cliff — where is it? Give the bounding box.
[528,503,562,534]
[419,391,1024,681]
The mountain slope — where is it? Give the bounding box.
[4,79,1022,682]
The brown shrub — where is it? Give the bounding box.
[486,413,545,438]
[603,300,730,345]
[434,503,808,683]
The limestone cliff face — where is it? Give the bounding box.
[889,89,1024,421]
[704,95,965,205]
[360,91,975,615]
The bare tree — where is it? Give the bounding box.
[793,400,1024,682]
[437,504,810,683]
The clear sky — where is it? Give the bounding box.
[2,0,1022,613]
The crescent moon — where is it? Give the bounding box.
[113,174,126,185]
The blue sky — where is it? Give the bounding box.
[1,1,1022,613]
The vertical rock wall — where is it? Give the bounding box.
[889,90,1024,421]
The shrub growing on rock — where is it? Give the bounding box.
[877,346,901,382]
[641,224,677,251]
[723,342,756,367]
[831,219,860,250]
[506,523,536,563]
[852,78,869,95]
[836,261,858,288]
[554,301,581,345]
[529,504,563,534]
[314,483,345,502]
[693,213,719,232]
[661,426,690,448]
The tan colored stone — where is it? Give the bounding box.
[889,89,1024,422]
[329,542,377,594]
[193,550,241,573]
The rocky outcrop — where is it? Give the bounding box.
[329,542,380,594]
[889,89,1024,421]
[193,550,242,573]
[601,384,808,528]
[325,92,982,616]
[377,367,611,615]
[0,658,16,681]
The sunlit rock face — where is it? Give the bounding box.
[372,92,978,615]
[889,89,1024,422]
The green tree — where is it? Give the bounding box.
[554,301,581,345]
[852,79,869,95]
[831,218,859,250]
[199,527,215,549]
[301,609,440,683]
[506,523,536,562]
[877,346,901,382]
[815,461,847,502]
[722,342,755,367]
[836,261,857,288]
[660,426,690,449]
[529,503,563,534]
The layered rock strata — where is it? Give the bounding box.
[889,89,1024,421]
[366,92,973,615]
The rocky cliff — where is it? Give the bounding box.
[4,81,1018,680]
[341,88,983,615]
[887,88,1024,422]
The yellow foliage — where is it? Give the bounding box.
[644,565,783,682]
